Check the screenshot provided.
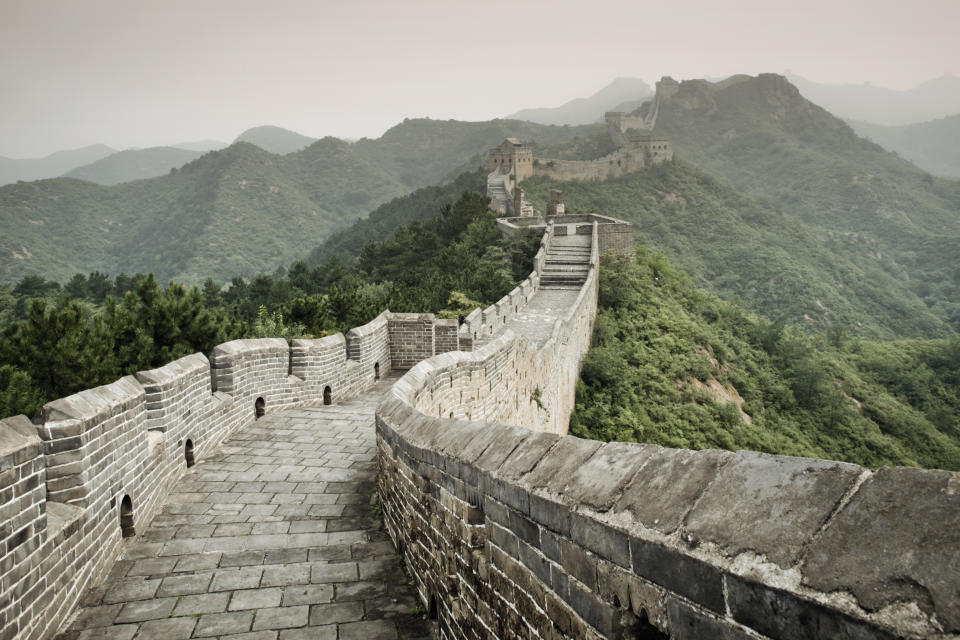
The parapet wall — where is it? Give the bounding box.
[4,213,957,640]
[0,308,452,640]
[459,224,553,350]
[497,213,635,258]
[533,148,648,182]
[376,228,959,638]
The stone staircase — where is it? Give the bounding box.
[486,170,512,214]
[540,232,592,288]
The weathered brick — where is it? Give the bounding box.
[630,538,725,614]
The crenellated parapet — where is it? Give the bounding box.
[376,222,960,639]
[0,309,448,640]
[4,211,957,640]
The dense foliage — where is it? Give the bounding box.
[0,191,528,419]
[520,161,956,340]
[0,120,598,285]
[649,74,960,334]
[306,169,487,265]
[571,251,960,470]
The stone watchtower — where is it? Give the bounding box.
[489,138,534,181]
[655,75,681,100]
[627,131,674,164]
[488,139,535,215]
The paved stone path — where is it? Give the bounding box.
[56,233,594,640]
[57,376,434,640]
[507,234,591,347]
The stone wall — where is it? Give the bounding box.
[5,210,957,640]
[497,214,634,259]
[458,225,553,350]
[389,314,459,369]
[376,226,958,639]
[532,148,648,182]
[0,308,446,640]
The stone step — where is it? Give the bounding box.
[545,256,591,262]
[540,276,588,286]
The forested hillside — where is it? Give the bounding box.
[849,114,960,178]
[520,162,954,339]
[306,169,487,265]
[0,191,529,419]
[63,146,204,185]
[572,251,960,471]
[0,120,597,285]
[643,74,960,334]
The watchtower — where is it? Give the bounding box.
[489,138,534,181]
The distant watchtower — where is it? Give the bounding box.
[489,138,534,181]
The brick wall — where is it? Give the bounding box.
[459,225,554,350]
[0,311,396,640]
[376,223,957,639]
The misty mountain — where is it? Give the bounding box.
[786,71,960,125]
[848,114,960,178]
[307,168,488,265]
[63,146,206,185]
[636,73,960,335]
[172,139,229,152]
[0,120,595,284]
[506,77,653,125]
[234,125,318,155]
[0,144,115,186]
[306,76,960,341]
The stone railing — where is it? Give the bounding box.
[497,213,634,258]
[376,225,959,638]
[0,308,469,640]
[458,223,553,349]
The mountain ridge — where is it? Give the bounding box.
[0,120,597,284]
[234,125,317,155]
[63,146,205,185]
[507,77,653,125]
[785,71,960,125]
[0,144,115,186]
[848,113,960,178]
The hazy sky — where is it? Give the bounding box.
[2,0,958,157]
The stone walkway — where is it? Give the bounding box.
[57,376,434,640]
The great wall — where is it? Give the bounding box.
[1,134,959,638]
[487,78,677,217]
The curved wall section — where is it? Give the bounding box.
[0,310,414,640]
[376,229,958,639]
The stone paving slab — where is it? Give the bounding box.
[56,376,434,640]
[508,288,582,347]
